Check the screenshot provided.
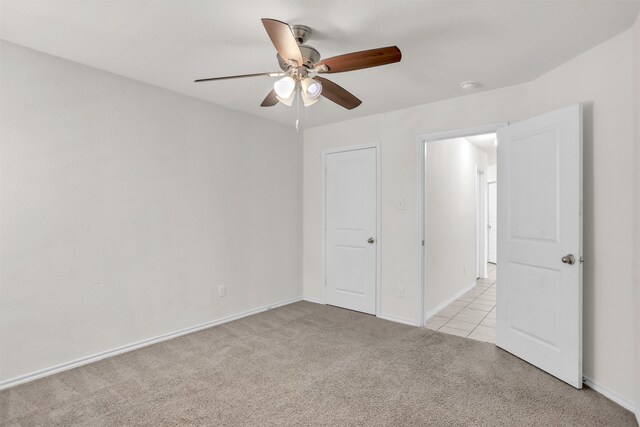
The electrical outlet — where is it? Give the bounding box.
[396,286,404,298]
[217,285,226,297]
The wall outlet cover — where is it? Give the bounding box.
[217,285,226,297]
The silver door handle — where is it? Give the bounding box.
[367,237,375,244]
[561,254,575,265]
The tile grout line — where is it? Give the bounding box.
[437,290,488,331]
[467,285,496,337]
[430,267,497,339]
[440,295,493,335]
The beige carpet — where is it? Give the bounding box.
[1,301,636,426]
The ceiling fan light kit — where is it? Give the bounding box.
[274,76,296,98]
[301,77,321,97]
[301,91,319,107]
[194,18,402,113]
[276,92,296,107]
[301,77,322,106]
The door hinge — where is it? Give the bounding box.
[421,239,425,246]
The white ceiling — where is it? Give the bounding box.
[2,1,638,128]
[466,133,496,156]
[466,133,497,165]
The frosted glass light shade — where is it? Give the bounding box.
[276,91,296,106]
[301,91,319,106]
[301,78,322,99]
[274,76,296,99]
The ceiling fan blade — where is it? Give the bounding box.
[194,72,281,83]
[260,89,279,107]
[315,46,401,74]
[314,76,362,110]
[261,18,304,66]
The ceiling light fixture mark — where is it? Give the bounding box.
[460,81,480,90]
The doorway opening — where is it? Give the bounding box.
[417,106,583,389]
[418,124,503,343]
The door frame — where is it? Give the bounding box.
[476,168,488,279]
[322,142,381,316]
[487,181,498,264]
[416,123,507,327]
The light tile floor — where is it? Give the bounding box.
[426,263,497,343]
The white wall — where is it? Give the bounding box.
[633,13,640,422]
[425,138,487,312]
[303,28,637,405]
[486,165,497,183]
[0,41,302,383]
[529,28,635,407]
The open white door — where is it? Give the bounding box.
[496,104,583,388]
[325,147,377,314]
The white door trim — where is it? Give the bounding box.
[476,168,488,279]
[487,181,498,264]
[322,142,381,316]
[416,123,508,326]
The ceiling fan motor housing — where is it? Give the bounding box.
[291,25,312,44]
[277,45,321,70]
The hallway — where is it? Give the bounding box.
[425,264,497,343]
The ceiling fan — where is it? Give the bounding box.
[194,19,402,110]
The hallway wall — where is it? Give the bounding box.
[425,138,487,312]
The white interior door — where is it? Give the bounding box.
[488,182,497,264]
[325,147,377,314]
[496,104,583,388]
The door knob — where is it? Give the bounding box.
[367,237,375,244]
[561,254,576,265]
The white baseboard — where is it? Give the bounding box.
[0,296,303,391]
[377,313,419,326]
[302,296,324,305]
[424,281,476,321]
[304,297,418,327]
[5,295,637,423]
[583,376,637,415]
